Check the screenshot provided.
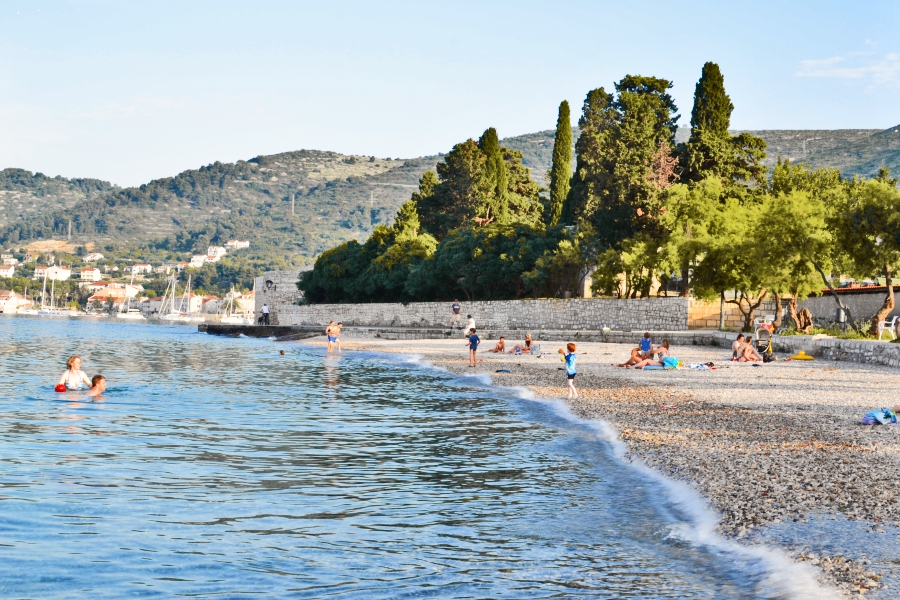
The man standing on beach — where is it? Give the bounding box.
[325,320,336,353]
[450,299,461,328]
[261,303,270,326]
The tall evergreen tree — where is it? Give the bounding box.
[479,127,509,224]
[683,62,766,185]
[689,62,733,137]
[547,100,572,227]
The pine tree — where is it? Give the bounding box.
[547,100,572,227]
[478,127,509,224]
[689,62,733,137]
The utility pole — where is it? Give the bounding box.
[67,219,72,241]
[291,193,295,216]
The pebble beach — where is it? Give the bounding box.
[308,335,900,598]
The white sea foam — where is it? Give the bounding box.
[362,351,840,599]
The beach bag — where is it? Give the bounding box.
[662,356,680,369]
[861,408,897,425]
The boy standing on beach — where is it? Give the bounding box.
[467,328,480,367]
[559,343,577,398]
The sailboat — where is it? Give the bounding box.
[116,270,146,320]
[17,286,38,315]
[37,269,78,317]
[158,274,203,323]
[220,285,253,325]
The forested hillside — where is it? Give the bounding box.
[1,125,897,268]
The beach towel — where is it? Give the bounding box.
[861,408,897,425]
[662,356,681,369]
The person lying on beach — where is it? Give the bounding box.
[57,355,92,390]
[739,337,763,362]
[731,334,745,360]
[88,375,106,398]
[630,340,670,369]
[486,337,506,353]
[509,334,532,354]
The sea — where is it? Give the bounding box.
[0,316,840,599]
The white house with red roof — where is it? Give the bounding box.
[132,264,153,275]
[0,265,14,278]
[190,255,207,268]
[0,290,18,313]
[80,268,102,281]
[34,265,71,281]
[207,246,227,258]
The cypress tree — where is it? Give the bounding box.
[478,127,509,224]
[547,100,572,227]
[689,62,733,138]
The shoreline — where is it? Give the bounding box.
[304,336,899,598]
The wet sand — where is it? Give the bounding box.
[306,335,900,597]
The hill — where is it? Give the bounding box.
[1,126,898,268]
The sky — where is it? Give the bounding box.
[1,0,899,186]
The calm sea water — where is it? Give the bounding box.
[0,317,832,599]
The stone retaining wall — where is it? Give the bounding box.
[253,270,304,324]
[274,297,691,332]
[800,289,900,327]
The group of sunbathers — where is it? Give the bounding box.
[485,334,536,355]
[731,333,763,362]
[617,333,671,369]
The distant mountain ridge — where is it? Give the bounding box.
[0,126,897,266]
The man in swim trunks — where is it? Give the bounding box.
[731,334,745,361]
[325,320,336,353]
[450,299,461,328]
[333,322,343,353]
[88,375,106,398]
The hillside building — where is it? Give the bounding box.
[207,246,227,258]
[190,255,207,268]
[0,265,15,278]
[225,240,250,250]
[80,268,102,282]
[82,253,105,262]
[132,264,153,275]
[0,290,18,313]
[34,266,71,281]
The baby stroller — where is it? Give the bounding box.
[755,327,774,362]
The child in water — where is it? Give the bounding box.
[57,355,92,390]
[559,343,577,399]
[88,375,106,398]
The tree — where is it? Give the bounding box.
[417,135,543,241]
[479,128,509,225]
[681,63,767,186]
[562,76,680,249]
[689,62,733,136]
[547,100,572,227]
[832,178,900,335]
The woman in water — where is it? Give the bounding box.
[57,355,92,390]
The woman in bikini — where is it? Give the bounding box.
[509,334,532,354]
[57,355,92,390]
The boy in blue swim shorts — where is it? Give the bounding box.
[559,342,577,398]
[467,328,480,367]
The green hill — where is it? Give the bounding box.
[1,126,898,269]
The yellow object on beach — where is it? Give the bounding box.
[790,351,814,361]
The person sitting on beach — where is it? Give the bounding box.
[57,355,92,390]
[509,334,532,355]
[640,332,653,358]
[739,336,763,362]
[617,347,643,367]
[630,340,670,369]
[486,337,506,353]
[731,334,746,361]
[463,315,476,338]
[88,375,106,398]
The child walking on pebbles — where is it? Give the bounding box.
[559,343,577,399]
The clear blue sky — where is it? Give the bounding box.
[2,0,898,186]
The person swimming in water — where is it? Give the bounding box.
[88,375,106,398]
[57,355,92,390]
